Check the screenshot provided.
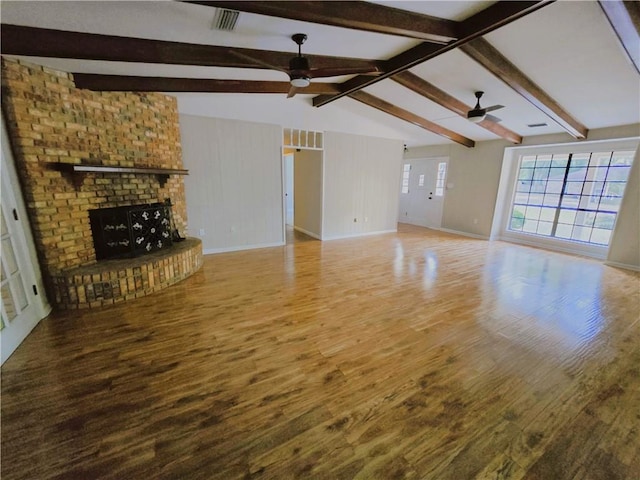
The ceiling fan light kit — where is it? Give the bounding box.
[290,76,310,87]
[466,91,503,123]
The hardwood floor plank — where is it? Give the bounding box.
[2,225,638,479]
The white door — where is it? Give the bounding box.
[284,154,294,226]
[399,158,447,229]
[1,118,50,364]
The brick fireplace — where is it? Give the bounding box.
[1,58,202,309]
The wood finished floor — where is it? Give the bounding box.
[2,224,639,480]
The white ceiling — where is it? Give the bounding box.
[2,0,639,147]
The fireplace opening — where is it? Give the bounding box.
[89,201,177,260]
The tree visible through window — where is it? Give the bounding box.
[508,150,634,246]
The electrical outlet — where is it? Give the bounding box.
[364,216,369,222]
[199,228,206,236]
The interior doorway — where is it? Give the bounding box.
[398,157,448,229]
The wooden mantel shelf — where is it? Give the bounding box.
[53,163,188,187]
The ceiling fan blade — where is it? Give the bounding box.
[309,66,383,78]
[287,85,299,98]
[229,50,289,74]
[484,104,504,113]
[484,113,502,123]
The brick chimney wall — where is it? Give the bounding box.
[1,58,188,283]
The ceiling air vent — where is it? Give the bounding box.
[527,122,548,128]
[212,8,239,31]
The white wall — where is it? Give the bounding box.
[322,131,403,240]
[293,149,323,239]
[179,114,284,253]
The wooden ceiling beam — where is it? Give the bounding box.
[184,1,458,44]
[0,24,381,72]
[460,37,588,139]
[72,74,342,94]
[392,71,523,144]
[349,91,475,148]
[312,1,553,107]
[598,0,640,74]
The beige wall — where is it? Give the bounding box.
[607,147,640,269]
[179,114,284,253]
[323,132,403,240]
[293,150,323,238]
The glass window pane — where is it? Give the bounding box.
[579,196,599,210]
[523,219,538,233]
[12,274,28,310]
[2,239,18,275]
[586,167,608,181]
[510,216,524,231]
[514,192,529,205]
[590,152,612,166]
[575,211,596,227]
[533,168,549,181]
[525,206,541,220]
[1,209,8,236]
[604,182,626,198]
[611,151,634,166]
[584,181,605,196]
[558,209,577,224]
[551,154,569,168]
[556,224,573,238]
[572,226,592,242]
[518,168,534,180]
[571,154,590,167]
[535,155,552,168]
[606,167,631,182]
[590,229,611,245]
[568,166,587,182]
[539,207,556,222]
[516,180,531,193]
[565,182,584,195]
[521,156,536,168]
[537,221,553,236]
[548,168,566,180]
[530,181,547,193]
[561,195,579,208]
[546,181,563,194]
[528,193,544,206]
[594,212,616,229]
[543,194,560,207]
[1,283,17,321]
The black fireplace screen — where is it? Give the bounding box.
[89,202,173,260]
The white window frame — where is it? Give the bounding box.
[491,137,639,259]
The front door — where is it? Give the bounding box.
[399,158,447,229]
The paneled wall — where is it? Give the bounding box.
[322,132,403,240]
[179,114,284,253]
[294,150,323,238]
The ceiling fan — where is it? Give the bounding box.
[231,33,382,98]
[467,91,504,123]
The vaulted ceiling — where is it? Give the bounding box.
[1,1,639,147]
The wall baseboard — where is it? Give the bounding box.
[604,260,640,272]
[293,226,321,240]
[437,228,489,240]
[203,241,285,255]
[321,229,397,241]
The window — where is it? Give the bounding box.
[508,150,634,246]
[401,163,410,194]
[418,174,425,187]
[435,162,447,196]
